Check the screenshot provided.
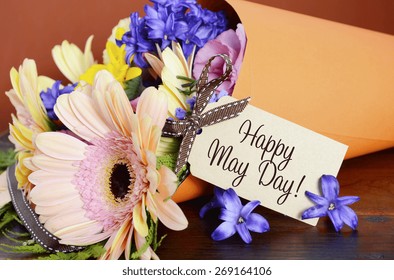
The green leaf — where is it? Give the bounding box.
[0,149,16,171]
[124,76,142,101]
[0,203,12,217]
[0,205,19,230]
[176,75,197,96]
[1,229,28,244]
[0,243,48,254]
[37,244,106,260]
[176,164,190,185]
[0,203,106,259]
[157,152,178,171]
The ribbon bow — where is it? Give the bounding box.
[162,54,250,174]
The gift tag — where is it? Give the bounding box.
[188,96,348,226]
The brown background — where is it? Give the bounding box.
[1,0,393,132]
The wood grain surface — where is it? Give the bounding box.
[156,148,394,259]
[0,132,393,260]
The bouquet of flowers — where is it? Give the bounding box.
[0,0,248,260]
[0,0,362,260]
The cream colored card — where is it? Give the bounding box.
[188,96,348,226]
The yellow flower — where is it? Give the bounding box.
[103,18,131,64]
[52,36,95,83]
[8,59,54,133]
[144,42,195,156]
[5,59,54,192]
[145,42,195,119]
[80,42,142,86]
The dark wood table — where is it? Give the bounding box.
[1,131,393,259]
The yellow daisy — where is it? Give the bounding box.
[5,59,54,193]
[52,35,95,83]
[145,42,195,119]
[103,17,131,64]
[80,41,141,86]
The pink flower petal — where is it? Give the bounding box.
[68,90,113,138]
[35,132,87,161]
[193,24,247,95]
[157,165,178,198]
[137,87,168,130]
[101,219,131,259]
[154,194,188,231]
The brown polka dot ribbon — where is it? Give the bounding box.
[162,54,250,174]
[7,164,83,253]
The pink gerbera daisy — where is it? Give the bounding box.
[28,70,188,259]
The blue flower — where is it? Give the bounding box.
[302,175,360,232]
[175,107,187,120]
[118,0,228,66]
[174,91,228,120]
[40,81,76,120]
[209,90,229,103]
[186,96,196,111]
[121,12,156,68]
[145,5,188,50]
[200,187,270,244]
[151,0,196,13]
[199,187,226,218]
[178,7,228,58]
[177,15,206,58]
[200,9,228,41]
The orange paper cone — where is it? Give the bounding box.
[174,0,394,203]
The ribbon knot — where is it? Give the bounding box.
[189,113,201,129]
[162,54,250,174]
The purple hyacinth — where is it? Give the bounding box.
[209,90,229,103]
[175,107,187,120]
[40,81,76,120]
[145,6,188,50]
[199,187,226,218]
[119,0,228,66]
[302,175,360,232]
[201,187,270,244]
[173,90,228,120]
[120,12,156,68]
[151,0,196,14]
[203,10,227,39]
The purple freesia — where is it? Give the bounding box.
[302,175,360,232]
[200,187,269,244]
[193,23,246,95]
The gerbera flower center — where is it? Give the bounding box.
[109,163,133,200]
[74,132,149,231]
